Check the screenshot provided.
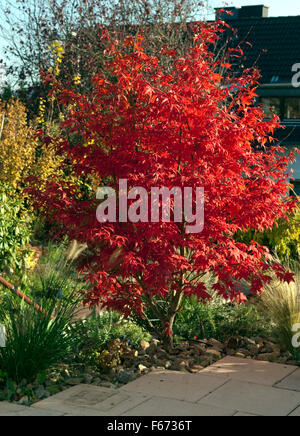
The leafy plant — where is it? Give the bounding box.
[30,26,297,349]
[69,310,150,371]
[236,206,300,262]
[174,294,269,342]
[0,184,33,276]
[0,293,80,383]
[0,99,37,188]
[71,311,150,353]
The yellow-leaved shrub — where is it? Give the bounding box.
[0,99,62,191]
[30,142,62,186]
[0,100,37,187]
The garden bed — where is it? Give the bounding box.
[1,333,299,407]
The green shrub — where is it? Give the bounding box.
[131,273,269,343]
[0,184,33,276]
[73,310,150,349]
[174,294,269,342]
[70,311,151,368]
[0,293,80,383]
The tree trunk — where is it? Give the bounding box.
[161,291,183,352]
[161,312,177,352]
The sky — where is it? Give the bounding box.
[208,0,300,18]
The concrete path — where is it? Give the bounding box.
[2,357,300,416]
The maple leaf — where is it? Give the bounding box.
[221,63,232,69]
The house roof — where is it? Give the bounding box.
[213,10,300,146]
[222,15,300,84]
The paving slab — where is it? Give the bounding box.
[0,401,27,415]
[275,368,300,391]
[288,406,300,416]
[5,358,300,416]
[0,401,62,416]
[201,356,297,386]
[32,384,115,415]
[199,380,300,416]
[121,396,235,416]
[233,411,259,416]
[120,369,228,402]
[33,384,151,416]
[41,406,111,416]
[1,408,63,416]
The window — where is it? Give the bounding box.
[290,180,300,197]
[284,98,300,119]
[261,98,281,118]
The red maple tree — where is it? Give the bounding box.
[32,23,298,348]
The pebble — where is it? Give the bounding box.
[34,385,48,400]
[138,364,148,373]
[116,371,135,384]
[140,340,150,351]
[256,352,280,362]
[17,396,30,406]
[83,375,93,384]
[66,377,83,386]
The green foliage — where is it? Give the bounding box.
[0,184,33,276]
[70,311,151,370]
[0,293,80,383]
[174,295,269,342]
[0,369,7,387]
[72,311,150,350]
[131,272,268,343]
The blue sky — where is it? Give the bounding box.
[208,0,300,18]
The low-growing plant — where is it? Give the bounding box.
[174,294,269,342]
[73,311,150,349]
[70,311,151,370]
[131,273,269,342]
[0,292,80,383]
